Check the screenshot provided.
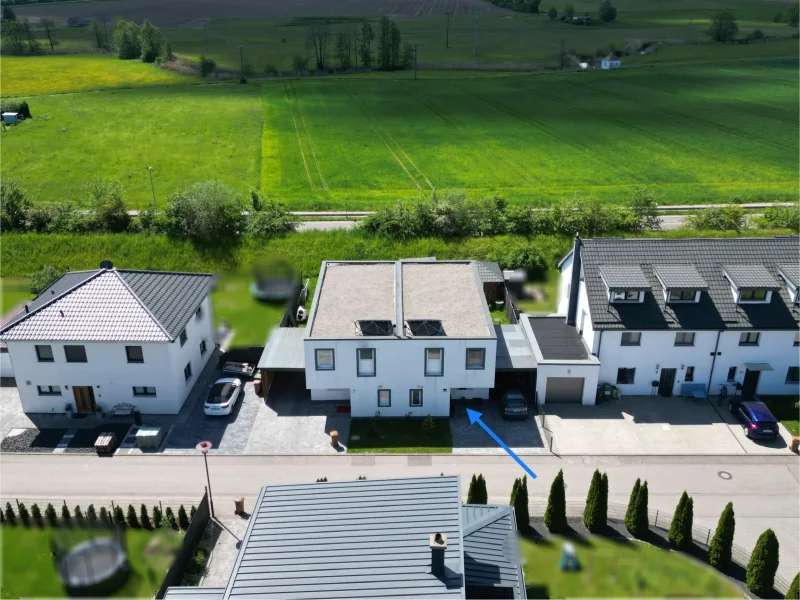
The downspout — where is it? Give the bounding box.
[595,330,603,360]
[566,234,582,327]
[706,330,722,395]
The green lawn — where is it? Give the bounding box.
[348,418,452,453]
[520,533,742,598]
[1,525,182,599]
[759,395,800,436]
[211,272,289,347]
[0,277,31,315]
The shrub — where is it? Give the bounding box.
[708,11,739,42]
[31,504,43,527]
[113,505,126,527]
[113,17,141,59]
[599,0,617,23]
[0,100,31,120]
[628,186,661,231]
[86,504,97,526]
[687,206,746,231]
[178,505,190,530]
[746,529,780,597]
[583,469,603,533]
[190,506,197,521]
[88,178,130,233]
[293,54,310,72]
[18,503,30,526]
[45,503,58,527]
[548,6,557,19]
[0,179,31,232]
[422,414,436,431]
[748,28,764,41]
[61,504,71,526]
[264,63,278,75]
[164,507,178,530]
[786,572,799,599]
[138,19,163,63]
[709,502,735,571]
[544,470,567,533]
[756,203,799,231]
[28,265,61,295]
[773,11,784,23]
[563,4,574,17]
[246,199,298,237]
[668,491,693,550]
[140,504,152,529]
[164,181,245,244]
[199,54,216,76]
[624,478,640,535]
[73,505,84,526]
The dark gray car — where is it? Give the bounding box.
[501,390,529,419]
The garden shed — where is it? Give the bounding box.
[601,54,622,69]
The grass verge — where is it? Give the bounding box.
[348,418,452,453]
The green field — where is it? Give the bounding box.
[0,277,31,315]
[3,50,796,209]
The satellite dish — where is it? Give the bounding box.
[100,260,114,269]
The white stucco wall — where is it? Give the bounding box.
[168,295,216,404]
[304,338,497,417]
[536,362,600,406]
[0,349,12,378]
[556,254,572,316]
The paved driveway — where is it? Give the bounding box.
[450,398,546,455]
[543,395,794,455]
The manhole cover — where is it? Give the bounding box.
[350,435,360,441]
[718,471,732,480]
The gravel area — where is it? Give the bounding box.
[65,424,133,453]
[0,428,66,453]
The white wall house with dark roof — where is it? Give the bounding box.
[557,236,800,400]
[0,266,216,415]
[303,260,498,418]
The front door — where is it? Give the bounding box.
[658,368,676,397]
[73,386,96,414]
[742,369,760,398]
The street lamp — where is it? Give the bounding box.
[196,441,215,519]
[147,166,157,211]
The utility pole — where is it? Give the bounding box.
[686,18,692,42]
[473,12,479,57]
[444,11,453,49]
[560,38,565,69]
[237,44,245,82]
[100,14,108,47]
[412,44,423,79]
[147,166,157,210]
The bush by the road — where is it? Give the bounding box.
[163,181,245,243]
[544,470,567,533]
[746,529,779,597]
[709,502,735,572]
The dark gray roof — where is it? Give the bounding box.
[462,505,525,599]
[579,237,800,331]
[476,261,504,284]
[164,588,226,600]
[528,317,589,360]
[652,265,708,290]
[225,476,465,599]
[598,265,649,290]
[778,264,800,287]
[722,265,779,289]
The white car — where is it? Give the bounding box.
[204,378,242,416]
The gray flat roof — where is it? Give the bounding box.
[723,265,780,289]
[599,265,650,290]
[528,317,589,360]
[225,476,465,599]
[258,327,306,371]
[494,325,535,370]
[652,264,708,290]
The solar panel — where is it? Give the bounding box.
[405,319,445,336]
[356,320,394,336]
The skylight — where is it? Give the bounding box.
[405,319,445,337]
[356,320,394,336]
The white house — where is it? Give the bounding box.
[556,236,800,401]
[601,53,621,69]
[0,264,216,415]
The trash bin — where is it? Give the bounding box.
[234,497,245,515]
[133,410,142,426]
[791,437,800,454]
[330,430,339,447]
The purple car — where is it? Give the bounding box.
[728,400,780,439]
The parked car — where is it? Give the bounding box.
[728,399,779,439]
[501,390,529,420]
[204,378,242,416]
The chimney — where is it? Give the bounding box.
[566,233,582,327]
[24,304,29,314]
[430,533,447,576]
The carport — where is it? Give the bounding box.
[257,327,306,399]
[494,324,536,391]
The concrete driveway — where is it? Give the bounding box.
[544,395,794,455]
[450,398,546,455]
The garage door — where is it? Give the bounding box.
[545,377,584,403]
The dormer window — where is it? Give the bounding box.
[599,265,649,305]
[668,290,698,302]
[610,290,642,303]
[654,265,707,305]
[723,265,778,306]
[739,290,768,302]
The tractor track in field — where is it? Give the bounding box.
[283,82,315,191]
[339,80,426,191]
[288,81,329,192]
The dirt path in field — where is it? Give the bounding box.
[15,0,509,27]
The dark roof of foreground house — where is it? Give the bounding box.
[0,267,213,343]
[165,476,527,600]
[577,237,800,331]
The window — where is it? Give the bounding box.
[739,290,768,301]
[685,366,695,382]
[179,329,188,347]
[133,386,157,396]
[35,345,54,362]
[466,348,486,370]
[195,306,203,320]
[378,389,391,407]
[787,367,800,384]
[64,345,87,363]
[315,349,335,371]
[200,339,207,356]
[739,332,760,346]
[616,368,635,385]
[409,389,423,407]
[610,290,640,302]
[675,332,695,346]
[37,385,61,396]
[727,366,737,382]
[425,349,443,376]
[621,332,641,346]
[794,332,799,347]
[126,345,144,363]
[669,290,696,302]
[357,348,376,377]
[184,362,192,381]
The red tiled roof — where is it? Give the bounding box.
[604,54,620,61]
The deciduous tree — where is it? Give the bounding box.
[139,19,163,63]
[599,0,617,23]
[708,11,739,42]
[306,23,330,70]
[113,18,141,59]
[1,179,31,232]
[548,6,557,19]
[40,18,57,51]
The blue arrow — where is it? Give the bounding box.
[466,409,537,479]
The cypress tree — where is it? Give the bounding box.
[86,504,97,526]
[467,475,478,503]
[514,476,530,531]
[599,473,609,529]
[510,477,520,509]
[98,506,109,527]
[152,505,162,528]
[31,503,43,527]
[746,529,780,597]
[544,470,567,533]
[190,506,197,521]
[74,505,84,526]
[165,506,177,530]
[113,505,125,527]
[624,478,641,534]
[786,572,799,600]
[583,469,602,533]
[18,503,30,526]
[61,504,71,526]
[140,504,152,529]
[178,505,190,530]
[4,502,16,525]
[631,481,649,538]
[126,504,140,528]
[477,474,488,504]
[45,503,58,527]
[668,492,691,550]
[709,502,735,571]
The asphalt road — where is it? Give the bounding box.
[2,453,798,579]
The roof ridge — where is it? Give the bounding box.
[464,505,511,536]
[111,270,174,341]
[0,269,105,335]
[115,269,214,277]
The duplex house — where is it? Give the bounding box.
[557,236,800,400]
[0,264,215,415]
[165,476,526,600]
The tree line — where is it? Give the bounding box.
[1,8,58,53]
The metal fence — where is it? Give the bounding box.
[533,393,555,454]
[527,500,791,595]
